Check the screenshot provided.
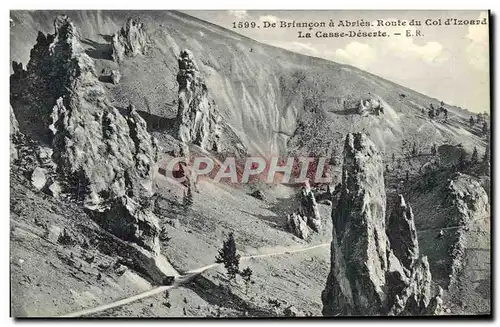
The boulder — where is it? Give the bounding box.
[47,181,62,198]
[387,194,419,270]
[283,305,304,317]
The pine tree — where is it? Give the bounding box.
[469,116,475,127]
[240,267,253,294]
[215,232,241,280]
[471,147,479,163]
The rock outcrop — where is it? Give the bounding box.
[100,68,121,84]
[298,181,321,231]
[343,96,384,116]
[322,133,441,316]
[112,17,149,63]
[175,49,221,151]
[387,195,419,269]
[286,212,309,240]
[33,17,160,204]
[10,16,160,253]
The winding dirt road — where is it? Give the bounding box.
[58,242,330,318]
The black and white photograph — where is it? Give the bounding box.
[8,9,491,318]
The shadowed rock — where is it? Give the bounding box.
[88,196,160,254]
[387,194,419,270]
[286,212,309,240]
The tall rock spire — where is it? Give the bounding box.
[175,49,221,151]
[322,133,441,316]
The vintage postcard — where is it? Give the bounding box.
[9,10,491,318]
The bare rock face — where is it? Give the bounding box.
[299,181,321,232]
[322,133,441,316]
[322,133,389,316]
[175,49,221,151]
[286,212,309,240]
[112,17,149,63]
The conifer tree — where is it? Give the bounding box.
[215,232,241,280]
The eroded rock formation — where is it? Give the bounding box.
[387,195,419,269]
[286,212,309,240]
[10,16,160,253]
[32,17,160,204]
[322,133,441,316]
[298,181,321,232]
[175,49,221,151]
[112,17,149,62]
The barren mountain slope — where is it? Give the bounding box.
[10,10,486,158]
